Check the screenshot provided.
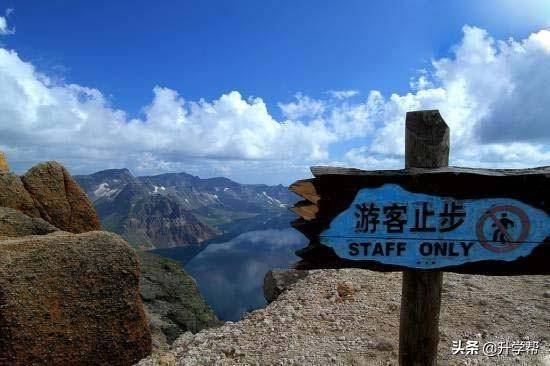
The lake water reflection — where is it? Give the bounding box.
[154,228,306,321]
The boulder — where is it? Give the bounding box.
[263,269,309,303]
[0,173,41,218]
[21,161,100,233]
[0,152,8,172]
[0,231,152,365]
[0,206,58,237]
[139,252,220,348]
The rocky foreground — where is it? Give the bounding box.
[0,154,219,364]
[1,230,151,365]
[139,269,549,366]
[0,158,151,364]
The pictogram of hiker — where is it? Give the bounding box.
[492,213,515,243]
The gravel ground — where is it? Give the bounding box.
[138,269,550,366]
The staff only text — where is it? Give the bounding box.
[319,184,548,269]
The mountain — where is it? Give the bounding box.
[74,169,297,249]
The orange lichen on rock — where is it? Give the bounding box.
[0,158,100,233]
[0,172,41,218]
[0,231,152,365]
[21,161,101,233]
[0,152,8,172]
[0,157,152,364]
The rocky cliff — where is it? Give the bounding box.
[139,252,220,349]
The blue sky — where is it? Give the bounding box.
[0,1,549,184]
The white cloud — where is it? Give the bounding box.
[278,93,325,119]
[0,24,549,184]
[0,48,336,179]
[344,146,401,169]
[347,26,550,170]
[0,9,14,36]
[326,90,359,100]
[326,100,374,139]
[454,142,550,168]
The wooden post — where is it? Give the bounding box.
[399,110,449,366]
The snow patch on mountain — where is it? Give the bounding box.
[152,185,166,194]
[93,183,120,199]
[262,191,286,208]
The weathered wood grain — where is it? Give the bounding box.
[290,201,319,221]
[290,116,550,276]
[289,179,320,204]
[400,110,447,366]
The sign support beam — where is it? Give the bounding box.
[399,110,448,366]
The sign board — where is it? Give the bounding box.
[290,166,550,275]
[319,184,548,269]
[290,111,548,366]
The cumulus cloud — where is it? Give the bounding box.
[0,24,549,184]
[344,146,401,169]
[325,100,374,139]
[278,93,326,120]
[0,48,336,176]
[349,26,550,169]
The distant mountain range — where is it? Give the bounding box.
[74,169,297,249]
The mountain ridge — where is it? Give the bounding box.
[74,168,296,249]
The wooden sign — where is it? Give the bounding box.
[319,183,548,269]
[290,111,549,366]
[290,166,550,275]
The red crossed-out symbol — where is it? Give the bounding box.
[476,205,530,253]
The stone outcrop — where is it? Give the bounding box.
[0,173,41,218]
[21,161,100,233]
[263,269,309,303]
[0,152,9,172]
[139,252,220,349]
[0,207,57,237]
[0,230,152,365]
[0,159,100,234]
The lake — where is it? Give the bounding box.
[152,226,306,321]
